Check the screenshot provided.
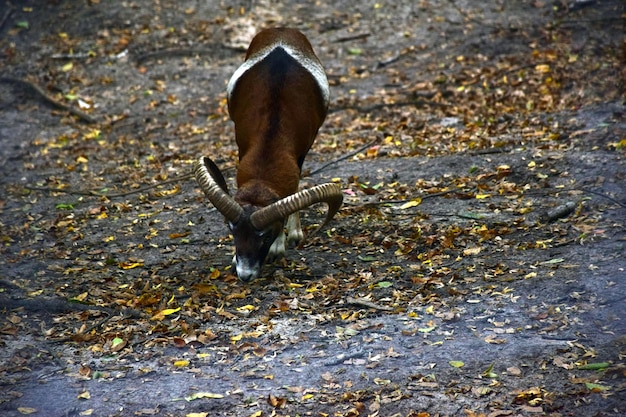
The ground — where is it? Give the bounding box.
[0,0,624,416]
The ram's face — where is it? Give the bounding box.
[229,207,283,282]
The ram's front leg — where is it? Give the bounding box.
[267,217,289,262]
[267,213,302,262]
[286,212,304,246]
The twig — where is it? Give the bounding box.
[134,44,243,64]
[308,137,381,177]
[332,32,371,43]
[0,76,97,123]
[578,188,626,209]
[346,296,393,311]
[343,190,456,208]
[373,47,418,71]
[25,173,193,198]
[330,98,445,114]
[0,5,13,33]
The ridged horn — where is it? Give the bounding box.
[193,156,243,223]
[250,183,343,230]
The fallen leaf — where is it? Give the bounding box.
[585,382,611,392]
[118,261,144,269]
[399,198,422,209]
[184,392,224,401]
[577,362,609,371]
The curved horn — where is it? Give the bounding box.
[250,183,343,230]
[193,156,243,223]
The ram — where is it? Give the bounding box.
[193,28,343,282]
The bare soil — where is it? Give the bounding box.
[0,1,624,416]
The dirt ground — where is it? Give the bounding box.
[0,0,624,416]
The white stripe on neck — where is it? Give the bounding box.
[226,42,329,107]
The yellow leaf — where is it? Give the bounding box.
[186,413,209,417]
[449,360,465,368]
[62,62,73,72]
[230,333,243,342]
[302,393,314,400]
[535,64,550,73]
[118,261,144,269]
[72,292,88,302]
[83,129,101,140]
[79,409,94,416]
[161,307,181,316]
[463,247,481,256]
[76,155,88,164]
[236,304,256,312]
[154,184,180,197]
[18,407,38,415]
[77,391,91,399]
[475,194,490,199]
[249,411,262,417]
[104,235,115,242]
[97,212,108,219]
[399,198,422,209]
[151,307,181,321]
[185,392,224,401]
[174,360,190,367]
[169,231,190,239]
[611,138,626,149]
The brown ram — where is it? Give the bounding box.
[194,28,343,281]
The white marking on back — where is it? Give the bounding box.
[226,42,329,107]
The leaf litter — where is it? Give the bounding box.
[0,0,625,416]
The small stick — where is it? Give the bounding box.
[330,98,445,114]
[0,76,97,123]
[0,6,13,33]
[346,296,393,311]
[332,33,371,43]
[308,137,380,177]
[24,173,193,198]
